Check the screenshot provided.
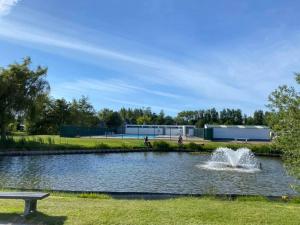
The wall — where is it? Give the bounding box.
[165,128,183,136]
[213,128,270,140]
[126,127,163,135]
[126,127,184,136]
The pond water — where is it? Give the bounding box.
[0,152,298,196]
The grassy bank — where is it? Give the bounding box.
[0,193,299,225]
[0,135,281,155]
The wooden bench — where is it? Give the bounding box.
[0,192,50,216]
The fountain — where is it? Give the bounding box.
[200,147,260,172]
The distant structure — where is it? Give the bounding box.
[203,124,270,141]
[125,124,196,137]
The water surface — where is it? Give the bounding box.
[0,152,298,196]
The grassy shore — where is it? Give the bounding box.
[0,193,299,225]
[0,135,281,155]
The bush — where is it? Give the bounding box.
[95,142,110,149]
[152,141,172,150]
[185,142,203,151]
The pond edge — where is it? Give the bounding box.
[0,148,281,157]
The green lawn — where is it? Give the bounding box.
[17,135,146,148]
[0,134,279,155]
[0,194,299,225]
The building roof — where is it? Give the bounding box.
[204,124,269,129]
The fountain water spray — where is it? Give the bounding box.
[200,147,260,172]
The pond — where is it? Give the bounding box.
[0,152,298,196]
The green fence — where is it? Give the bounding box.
[60,125,108,137]
[194,128,204,138]
[194,128,214,140]
[204,128,213,140]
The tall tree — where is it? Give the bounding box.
[267,73,300,178]
[69,96,98,127]
[136,115,152,125]
[99,109,123,129]
[253,110,265,125]
[106,112,123,130]
[0,57,49,139]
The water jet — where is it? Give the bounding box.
[201,147,260,172]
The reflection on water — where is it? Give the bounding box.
[0,152,298,195]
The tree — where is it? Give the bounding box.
[98,108,113,125]
[219,108,242,125]
[136,115,152,125]
[69,96,99,127]
[0,57,49,139]
[164,116,175,125]
[267,73,300,178]
[253,110,265,125]
[176,111,197,125]
[156,110,165,124]
[99,109,123,130]
[27,97,72,134]
[106,112,123,130]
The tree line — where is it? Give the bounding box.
[0,58,270,137]
[25,98,270,135]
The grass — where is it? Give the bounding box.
[0,193,300,225]
[0,134,281,155]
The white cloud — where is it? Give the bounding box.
[1,10,299,114]
[0,0,19,16]
[0,20,256,104]
[56,79,183,99]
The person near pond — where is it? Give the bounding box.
[178,135,183,146]
[144,136,152,148]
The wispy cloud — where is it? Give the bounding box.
[0,0,19,16]
[97,96,180,113]
[0,19,257,103]
[1,9,299,114]
[52,80,181,113]
[56,79,182,99]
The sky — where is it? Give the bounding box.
[0,0,300,116]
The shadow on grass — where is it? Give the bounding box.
[0,212,67,225]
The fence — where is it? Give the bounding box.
[60,125,205,140]
[194,128,204,138]
[60,126,123,137]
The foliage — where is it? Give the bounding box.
[220,108,243,125]
[152,140,171,150]
[27,96,99,134]
[267,73,300,178]
[0,57,49,139]
[136,115,152,125]
[185,142,204,151]
[98,109,123,130]
[176,108,268,128]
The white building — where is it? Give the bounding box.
[204,124,271,141]
[125,124,195,136]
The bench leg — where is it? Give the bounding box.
[24,200,37,216]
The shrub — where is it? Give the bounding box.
[95,142,110,149]
[185,142,203,151]
[152,141,172,150]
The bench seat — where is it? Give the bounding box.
[0,192,49,216]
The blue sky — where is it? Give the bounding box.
[0,0,300,115]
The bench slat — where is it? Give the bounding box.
[0,192,49,200]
